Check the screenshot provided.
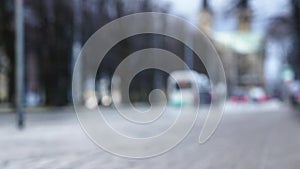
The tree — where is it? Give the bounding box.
[0,0,15,103]
[290,0,300,79]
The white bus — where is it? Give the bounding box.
[167,70,211,107]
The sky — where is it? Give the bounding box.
[165,0,201,24]
[163,0,292,33]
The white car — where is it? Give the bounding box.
[167,70,210,106]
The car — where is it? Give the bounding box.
[167,70,211,107]
[248,87,268,103]
[229,87,250,103]
[287,80,300,106]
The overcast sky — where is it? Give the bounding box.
[162,0,291,33]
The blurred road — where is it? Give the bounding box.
[1,101,300,169]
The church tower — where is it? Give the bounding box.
[237,0,252,31]
[199,0,213,34]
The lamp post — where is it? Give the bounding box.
[15,0,25,129]
[72,0,83,104]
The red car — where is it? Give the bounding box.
[229,88,250,103]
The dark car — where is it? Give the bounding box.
[287,80,300,106]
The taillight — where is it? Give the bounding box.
[230,96,238,102]
[259,95,268,102]
[296,95,300,103]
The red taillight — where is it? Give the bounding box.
[230,96,239,102]
[296,95,300,103]
[240,96,249,102]
[259,95,268,102]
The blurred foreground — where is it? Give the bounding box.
[1,101,300,169]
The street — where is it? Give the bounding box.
[1,101,300,169]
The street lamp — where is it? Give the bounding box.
[15,0,25,129]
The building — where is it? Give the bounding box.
[198,0,265,95]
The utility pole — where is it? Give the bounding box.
[15,0,25,129]
[72,0,83,104]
